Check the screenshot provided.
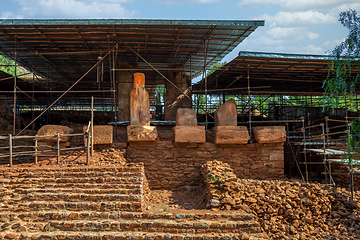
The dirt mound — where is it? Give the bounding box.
[201,160,360,239]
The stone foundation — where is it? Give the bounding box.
[173,126,206,143]
[214,126,250,144]
[253,126,286,143]
[127,125,158,142]
[126,141,284,190]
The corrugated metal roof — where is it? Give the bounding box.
[194,51,359,96]
[0,19,264,100]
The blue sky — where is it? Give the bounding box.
[1,0,360,63]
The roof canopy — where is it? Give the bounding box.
[194,51,359,96]
[0,19,264,97]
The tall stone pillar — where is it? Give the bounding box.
[130,73,150,126]
[117,61,134,122]
[127,73,158,142]
[164,67,192,121]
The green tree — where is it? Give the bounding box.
[323,9,360,167]
[0,55,16,75]
[323,9,360,102]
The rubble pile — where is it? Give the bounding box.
[97,148,127,165]
[201,160,360,239]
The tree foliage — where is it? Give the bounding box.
[323,9,360,165]
[0,55,16,75]
[323,9,360,107]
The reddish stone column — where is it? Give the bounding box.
[127,73,157,142]
[130,73,150,126]
[173,108,205,146]
[213,99,250,144]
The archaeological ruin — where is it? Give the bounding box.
[0,19,359,239]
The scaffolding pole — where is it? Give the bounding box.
[13,36,17,135]
[17,47,115,136]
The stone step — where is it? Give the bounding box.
[11,200,142,212]
[17,187,142,195]
[4,177,143,185]
[0,166,143,176]
[44,219,262,235]
[19,193,142,202]
[2,211,256,222]
[1,171,143,179]
[9,183,142,190]
[2,231,268,240]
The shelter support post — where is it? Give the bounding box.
[117,61,134,122]
[164,66,191,121]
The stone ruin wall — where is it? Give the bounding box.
[126,141,284,190]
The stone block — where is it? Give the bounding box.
[213,126,250,144]
[214,98,237,126]
[37,125,73,143]
[174,126,205,143]
[253,126,286,143]
[82,125,113,145]
[127,125,158,142]
[176,108,197,126]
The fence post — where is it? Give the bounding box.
[91,96,94,156]
[57,133,60,165]
[86,131,90,165]
[35,138,38,165]
[9,134,13,167]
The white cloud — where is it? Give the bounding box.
[150,0,219,3]
[237,25,325,55]
[1,11,23,19]
[12,0,136,18]
[261,11,336,27]
[235,0,358,56]
[266,27,319,41]
[238,0,360,12]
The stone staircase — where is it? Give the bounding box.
[0,163,267,239]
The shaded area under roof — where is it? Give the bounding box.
[194,51,359,96]
[0,19,264,104]
[0,70,40,102]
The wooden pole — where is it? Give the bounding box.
[13,37,17,136]
[86,131,90,165]
[9,134,13,167]
[34,139,38,165]
[91,96,94,156]
[302,118,308,182]
[57,133,60,165]
[248,65,252,142]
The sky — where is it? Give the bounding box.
[1,0,360,63]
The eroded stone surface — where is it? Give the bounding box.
[165,68,191,121]
[176,108,197,126]
[130,73,150,126]
[127,125,158,142]
[82,125,113,145]
[214,98,237,126]
[37,125,73,143]
[117,61,134,122]
[214,126,250,144]
[174,126,205,143]
[253,126,286,143]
